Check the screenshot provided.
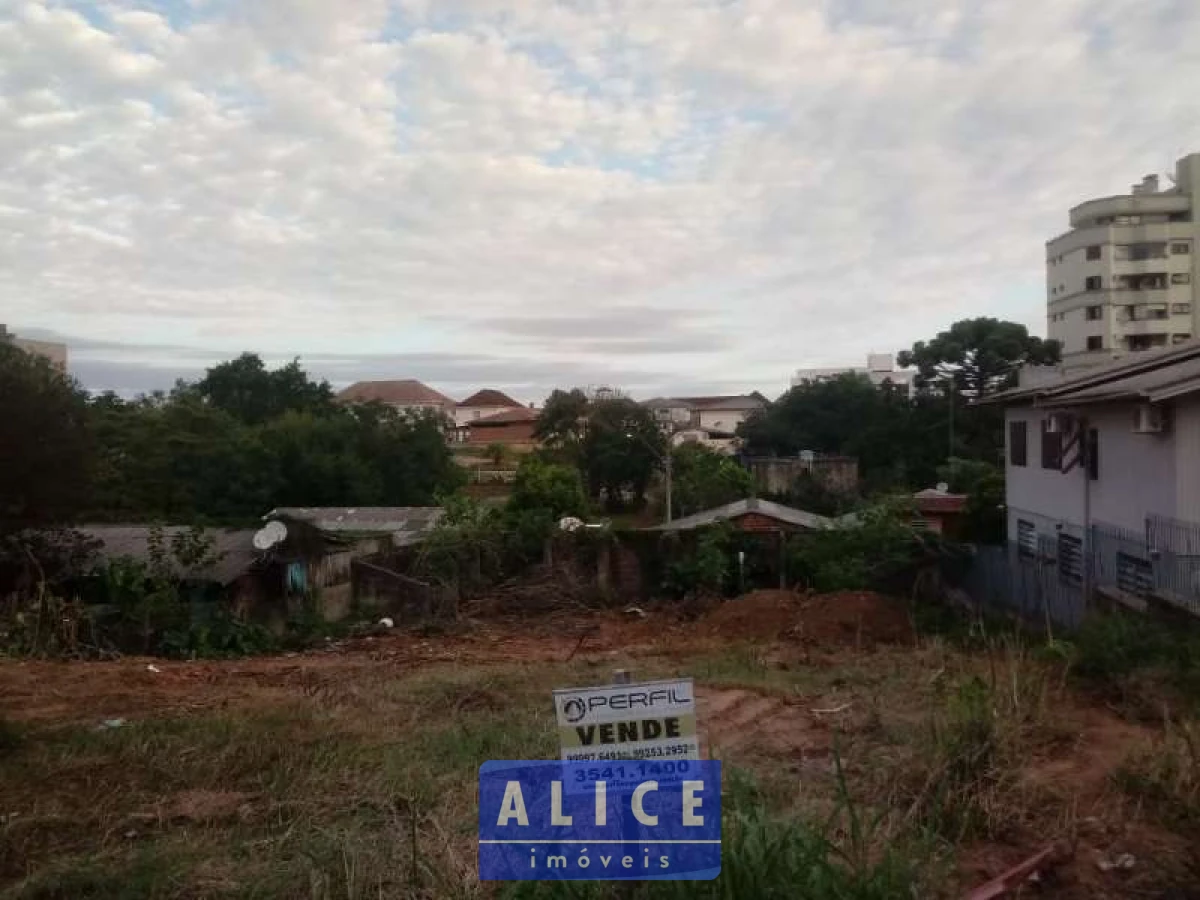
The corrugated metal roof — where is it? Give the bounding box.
[266,506,444,539]
[79,526,258,584]
[650,497,832,532]
[1033,354,1200,405]
[988,340,1200,406]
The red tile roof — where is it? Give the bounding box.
[337,380,454,406]
[912,489,968,514]
[458,389,521,408]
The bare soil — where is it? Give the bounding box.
[1,589,1195,898]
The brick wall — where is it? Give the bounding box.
[732,512,791,533]
[468,422,537,444]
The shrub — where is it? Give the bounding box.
[1072,611,1200,700]
[661,526,731,601]
[1115,718,1200,833]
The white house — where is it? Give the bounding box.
[643,394,766,436]
[453,389,523,427]
[990,341,1200,551]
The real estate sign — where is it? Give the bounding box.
[552,678,699,762]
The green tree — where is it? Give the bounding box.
[195,353,334,425]
[533,388,590,457]
[670,444,755,517]
[740,374,937,490]
[582,397,664,509]
[936,457,1006,544]
[0,343,91,532]
[507,457,589,520]
[897,317,1060,400]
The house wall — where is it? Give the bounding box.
[1005,403,1184,539]
[695,408,753,433]
[454,404,519,427]
[1174,395,1200,523]
[467,421,537,444]
[732,512,795,533]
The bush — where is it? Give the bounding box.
[1073,611,1200,691]
[661,526,731,601]
[508,457,589,521]
[787,501,969,594]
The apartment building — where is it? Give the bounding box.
[1047,153,1200,369]
[791,353,914,395]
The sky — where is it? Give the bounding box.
[4,0,1200,403]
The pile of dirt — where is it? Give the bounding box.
[701,589,914,646]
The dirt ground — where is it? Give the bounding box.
[2,589,1196,898]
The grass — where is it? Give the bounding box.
[1115,716,1200,834]
[1,621,1197,898]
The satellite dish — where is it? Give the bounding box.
[559,516,584,533]
[936,482,950,493]
[253,520,288,551]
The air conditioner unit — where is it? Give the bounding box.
[1133,403,1167,434]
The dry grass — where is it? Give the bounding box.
[0,616,1196,899]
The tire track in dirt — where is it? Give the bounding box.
[698,687,832,760]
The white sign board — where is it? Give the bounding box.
[553,677,699,762]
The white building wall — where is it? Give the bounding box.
[695,408,752,433]
[1005,403,1187,539]
[453,404,518,427]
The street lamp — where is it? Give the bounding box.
[626,429,674,524]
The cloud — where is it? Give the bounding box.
[4,0,1200,402]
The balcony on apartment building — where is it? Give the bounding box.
[1069,192,1191,229]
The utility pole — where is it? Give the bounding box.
[664,446,673,524]
[947,376,955,460]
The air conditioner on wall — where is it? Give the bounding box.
[1133,403,1167,434]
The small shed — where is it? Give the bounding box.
[911,488,968,538]
[648,497,832,589]
[78,525,273,621]
[650,497,833,533]
[261,507,446,621]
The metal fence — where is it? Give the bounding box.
[965,513,1200,630]
[966,542,1087,631]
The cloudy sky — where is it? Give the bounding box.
[3,0,1200,402]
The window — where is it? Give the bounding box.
[1041,419,1062,470]
[1172,273,1191,284]
[1172,303,1192,314]
[1086,336,1103,351]
[1085,275,1102,291]
[1009,421,1028,467]
[1058,534,1083,584]
[472,410,481,419]
[1086,245,1101,260]
[1017,520,1037,559]
[1173,334,1193,344]
[1087,428,1099,481]
[1172,242,1191,254]
[1085,305,1103,320]
[1170,212,1192,223]
[1116,552,1154,594]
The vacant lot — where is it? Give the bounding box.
[1,591,1197,899]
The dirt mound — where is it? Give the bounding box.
[702,589,914,646]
